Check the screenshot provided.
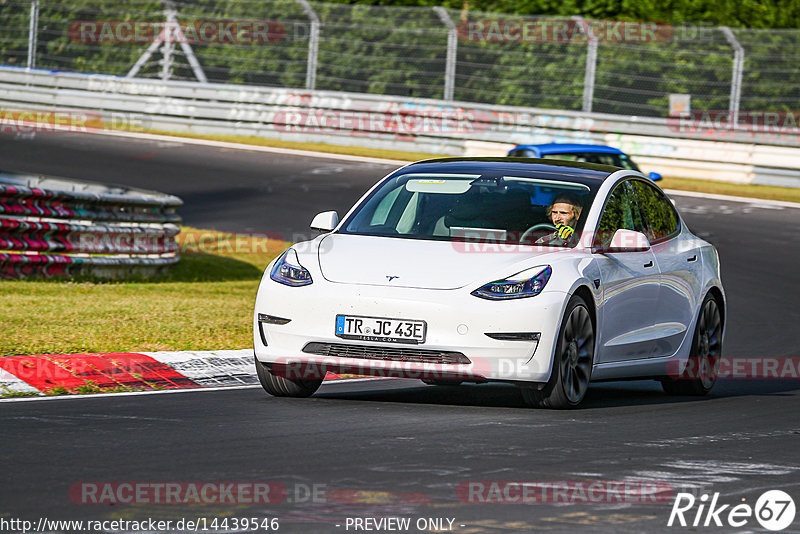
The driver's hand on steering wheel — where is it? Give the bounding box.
[555,224,575,240]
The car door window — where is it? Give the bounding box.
[595,180,646,249]
[616,153,640,171]
[396,192,420,233]
[370,186,402,226]
[631,180,680,243]
[542,153,638,171]
[509,149,537,157]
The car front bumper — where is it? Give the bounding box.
[253,274,569,384]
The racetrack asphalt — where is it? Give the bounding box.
[1,131,798,533]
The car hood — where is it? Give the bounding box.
[317,233,559,290]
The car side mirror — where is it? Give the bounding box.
[648,172,663,182]
[310,211,339,232]
[593,229,651,253]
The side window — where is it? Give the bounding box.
[631,181,680,242]
[396,192,419,233]
[347,182,412,233]
[615,154,640,171]
[595,181,646,249]
[370,186,402,226]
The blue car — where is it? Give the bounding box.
[508,143,662,181]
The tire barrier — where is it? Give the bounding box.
[0,171,182,279]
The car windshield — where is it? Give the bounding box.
[541,152,640,171]
[339,172,595,247]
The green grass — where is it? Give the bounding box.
[48,383,149,396]
[0,227,288,357]
[0,384,152,398]
[143,128,442,162]
[0,389,40,398]
[659,176,800,203]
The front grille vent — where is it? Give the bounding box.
[302,342,471,365]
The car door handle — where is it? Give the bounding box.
[687,255,697,262]
[644,260,654,268]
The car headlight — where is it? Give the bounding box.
[471,265,552,300]
[270,249,313,287]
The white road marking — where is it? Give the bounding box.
[625,469,739,488]
[83,128,409,165]
[310,166,344,174]
[0,377,383,403]
[623,459,800,492]
[662,460,800,477]
[624,428,800,448]
[666,188,800,209]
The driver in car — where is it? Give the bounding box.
[536,194,583,245]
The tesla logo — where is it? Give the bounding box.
[386,275,399,282]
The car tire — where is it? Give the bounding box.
[421,379,463,386]
[254,356,323,398]
[661,293,723,396]
[521,295,595,409]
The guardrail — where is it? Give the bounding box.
[5,1,799,118]
[1,67,800,188]
[0,170,182,279]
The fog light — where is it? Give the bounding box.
[258,313,291,325]
[485,332,540,341]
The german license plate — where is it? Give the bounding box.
[335,314,426,344]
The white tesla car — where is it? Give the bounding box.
[253,158,725,408]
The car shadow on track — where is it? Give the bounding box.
[311,377,800,410]
[316,380,528,408]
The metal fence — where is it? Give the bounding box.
[1,1,798,118]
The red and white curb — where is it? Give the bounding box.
[0,350,357,396]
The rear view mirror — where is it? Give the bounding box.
[310,211,339,232]
[593,229,651,253]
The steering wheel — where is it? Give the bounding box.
[520,222,556,244]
